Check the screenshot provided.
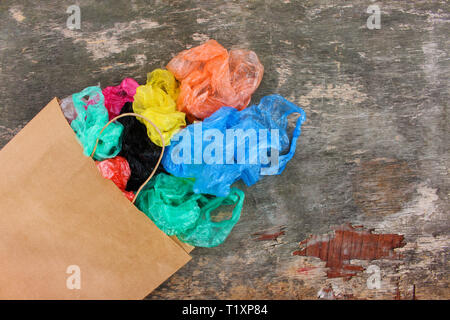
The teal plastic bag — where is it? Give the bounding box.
[70,86,124,161]
[135,173,245,247]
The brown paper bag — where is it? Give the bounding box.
[0,98,192,299]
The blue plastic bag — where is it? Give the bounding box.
[162,94,306,197]
[70,86,124,161]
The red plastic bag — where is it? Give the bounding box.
[102,78,139,119]
[96,156,135,201]
[167,39,264,121]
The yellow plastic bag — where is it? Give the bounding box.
[132,69,186,146]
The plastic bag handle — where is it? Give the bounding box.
[265,108,306,176]
[203,188,245,225]
[90,112,165,204]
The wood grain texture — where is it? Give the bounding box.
[0,0,448,299]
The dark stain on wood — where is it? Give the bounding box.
[254,230,286,241]
[352,159,417,216]
[293,224,406,278]
[252,226,286,241]
[252,231,286,241]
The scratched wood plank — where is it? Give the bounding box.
[0,0,448,299]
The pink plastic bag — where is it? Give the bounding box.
[102,78,139,119]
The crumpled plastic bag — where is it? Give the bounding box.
[132,69,186,147]
[102,78,139,119]
[135,173,245,247]
[59,95,78,124]
[70,86,124,161]
[167,39,264,121]
[117,102,166,191]
[96,156,135,201]
[162,94,306,197]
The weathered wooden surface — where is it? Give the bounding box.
[0,0,448,299]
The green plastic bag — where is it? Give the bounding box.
[70,86,124,161]
[135,173,245,247]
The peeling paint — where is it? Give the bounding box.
[252,228,286,241]
[293,224,406,278]
[9,7,25,23]
[297,83,368,106]
[372,182,445,236]
[60,19,161,60]
[191,33,210,42]
[276,60,292,88]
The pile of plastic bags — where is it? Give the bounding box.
[62,39,306,247]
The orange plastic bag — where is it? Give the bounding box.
[167,39,264,121]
